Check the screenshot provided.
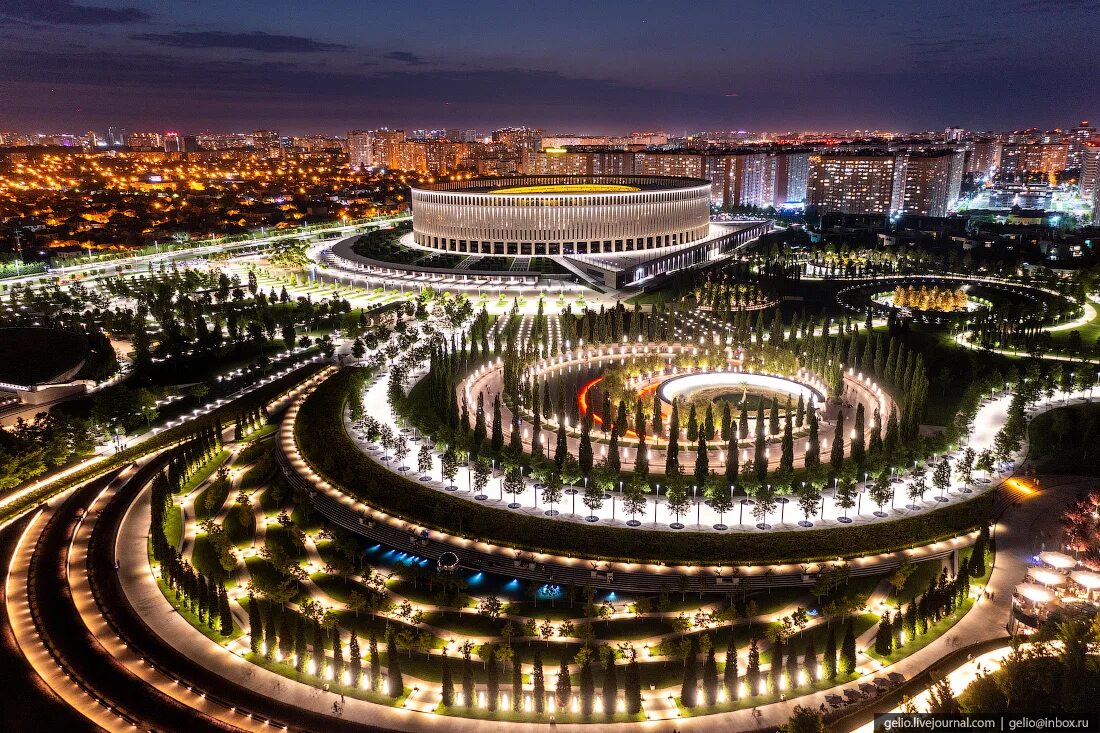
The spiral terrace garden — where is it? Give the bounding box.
[4,217,1100,732]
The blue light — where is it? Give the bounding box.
[469,572,484,585]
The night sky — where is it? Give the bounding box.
[2,0,1098,134]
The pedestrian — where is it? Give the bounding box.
[332,702,339,714]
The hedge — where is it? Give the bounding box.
[0,362,327,524]
[295,368,992,566]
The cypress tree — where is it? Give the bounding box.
[681,636,698,708]
[512,647,522,712]
[462,647,475,709]
[703,644,719,706]
[486,646,499,712]
[840,618,857,675]
[369,632,380,692]
[746,636,761,696]
[312,621,325,679]
[218,585,232,637]
[770,636,784,693]
[580,656,595,718]
[386,630,403,698]
[349,631,362,688]
[785,638,799,689]
[875,612,894,656]
[532,651,545,714]
[331,626,344,683]
[852,402,866,469]
[602,650,618,718]
[625,656,642,715]
[247,594,262,654]
[803,636,818,684]
[823,625,838,681]
[441,654,455,707]
[830,411,845,472]
[278,610,293,662]
[556,657,572,711]
[724,634,739,701]
[294,614,307,673]
[491,396,504,452]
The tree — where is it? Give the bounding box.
[532,651,546,713]
[441,445,458,488]
[927,676,961,713]
[556,656,572,711]
[349,631,362,688]
[932,459,952,499]
[503,465,524,507]
[840,618,857,675]
[625,655,642,715]
[247,594,262,654]
[386,630,403,698]
[623,476,648,526]
[724,634,739,702]
[786,705,826,733]
[869,471,893,515]
[702,644,719,706]
[486,646,499,712]
[582,477,604,522]
[579,654,595,718]
[680,635,698,708]
[830,411,845,472]
[417,443,433,476]
[874,611,894,656]
[369,632,381,692]
[601,647,618,718]
[707,472,734,528]
[823,624,838,680]
[491,396,505,453]
[472,457,490,498]
[462,642,475,708]
[746,636,761,696]
[665,477,691,527]
[440,654,455,707]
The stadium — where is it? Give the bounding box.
[409,175,711,257]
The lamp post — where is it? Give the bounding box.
[654,484,660,526]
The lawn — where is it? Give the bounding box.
[193,476,230,521]
[163,505,183,550]
[154,574,242,643]
[180,449,230,496]
[190,533,234,586]
[221,504,255,548]
[589,616,676,641]
[423,610,508,637]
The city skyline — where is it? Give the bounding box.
[1,0,1098,134]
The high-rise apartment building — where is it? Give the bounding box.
[249,129,282,158]
[1068,120,1097,170]
[347,128,407,168]
[807,151,903,214]
[1079,141,1100,202]
[769,150,810,205]
[705,152,769,208]
[899,151,956,217]
[535,147,635,175]
[635,151,705,179]
[965,140,1001,176]
[999,142,1069,175]
[126,131,163,149]
[490,127,542,172]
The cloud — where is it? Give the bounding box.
[0,0,148,25]
[384,50,425,66]
[131,30,346,53]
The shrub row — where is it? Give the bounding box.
[0,362,326,524]
[295,368,991,566]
